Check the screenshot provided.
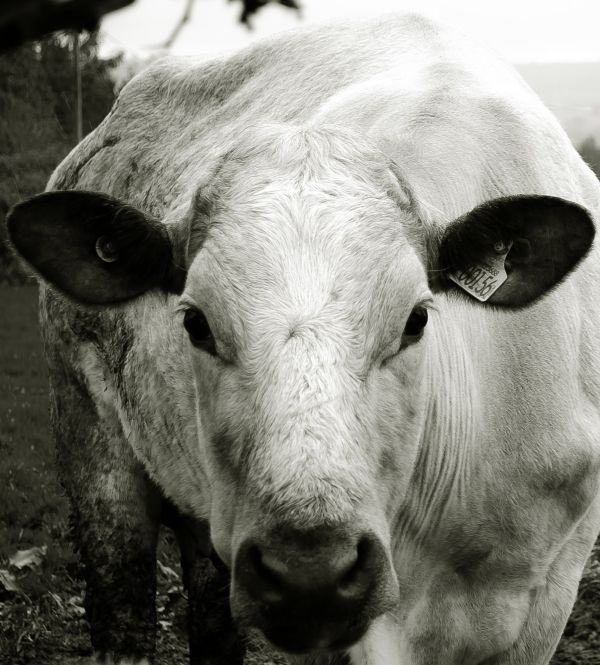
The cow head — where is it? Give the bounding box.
[7,125,594,655]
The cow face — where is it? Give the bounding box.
[179,127,430,651]
[7,124,594,655]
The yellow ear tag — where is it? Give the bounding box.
[448,241,513,302]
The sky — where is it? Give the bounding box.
[101,0,600,64]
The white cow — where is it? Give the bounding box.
[7,13,600,665]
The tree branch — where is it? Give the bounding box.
[161,0,195,50]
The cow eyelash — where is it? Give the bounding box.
[176,298,196,314]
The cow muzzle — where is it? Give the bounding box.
[231,525,396,654]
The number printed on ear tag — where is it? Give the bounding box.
[449,242,512,302]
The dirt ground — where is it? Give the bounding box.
[0,285,598,665]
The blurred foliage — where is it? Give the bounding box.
[0,0,134,52]
[0,31,119,174]
[0,32,119,284]
[1,1,298,52]
[235,0,300,24]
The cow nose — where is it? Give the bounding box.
[233,527,390,653]
[242,536,371,602]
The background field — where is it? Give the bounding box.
[0,285,599,664]
[0,286,192,664]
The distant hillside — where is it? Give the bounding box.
[516,62,600,147]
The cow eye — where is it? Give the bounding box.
[403,306,428,338]
[183,308,216,355]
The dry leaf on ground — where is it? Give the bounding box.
[0,569,21,594]
[9,545,47,570]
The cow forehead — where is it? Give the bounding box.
[184,124,428,323]
[215,123,404,192]
[189,123,417,256]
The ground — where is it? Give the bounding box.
[0,285,598,665]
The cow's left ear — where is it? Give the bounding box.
[435,195,595,306]
[7,190,187,305]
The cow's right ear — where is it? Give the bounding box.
[7,190,186,305]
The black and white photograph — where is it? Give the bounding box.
[1,1,600,664]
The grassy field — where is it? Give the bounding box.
[0,285,598,664]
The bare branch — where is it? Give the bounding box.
[161,0,195,50]
[157,0,301,49]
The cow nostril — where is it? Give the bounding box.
[237,531,386,615]
[259,550,290,577]
[244,544,285,603]
[338,536,375,598]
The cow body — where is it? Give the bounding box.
[23,13,600,665]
